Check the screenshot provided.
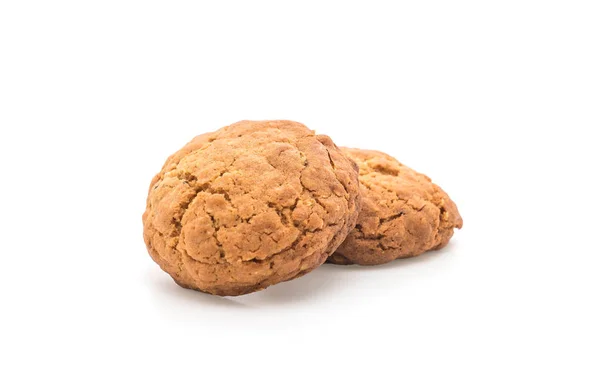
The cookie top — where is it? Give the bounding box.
[143,120,360,295]
[329,148,462,266]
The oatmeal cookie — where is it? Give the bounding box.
[328,148,462,266]
[143,120,360,295]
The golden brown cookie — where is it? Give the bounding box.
[328,148,462,266]
[143,120,360,295]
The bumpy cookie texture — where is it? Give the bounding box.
[143,121,360,295]
[328,148,462,266]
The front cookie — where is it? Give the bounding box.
[329,148,462,266]
[143,120,360,295]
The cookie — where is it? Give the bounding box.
[328,148,462,266]
[143,120,361,295]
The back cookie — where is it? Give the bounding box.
[329,148,463,266]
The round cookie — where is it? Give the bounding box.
[143,120,361,295]
[328,148,462,266]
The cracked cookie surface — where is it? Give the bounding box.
[143,120,360,295]
[328,148,462,266]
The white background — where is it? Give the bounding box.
[1,1,599,388]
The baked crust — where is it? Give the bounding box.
[143,121,360,295]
